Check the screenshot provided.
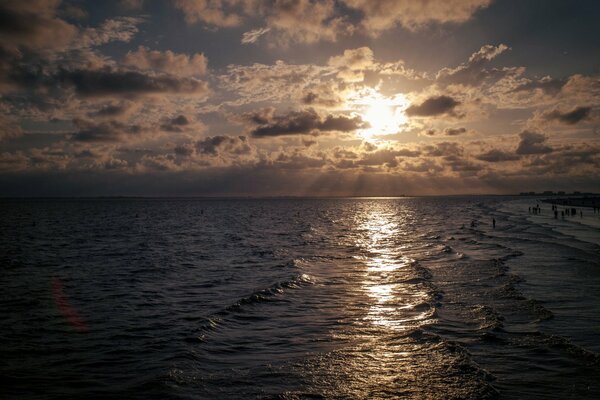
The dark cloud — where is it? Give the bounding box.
[249,109,367,138]
[436,44,514,87]
[0,0,76,51]
[396,148,421,157]
[74,149,96,158]
[476,149,520,162]
[333,147,420,170]
[443,155,482,175]
[300,88,342,107]
[356,149,400,168]
[402,159,443,173]
[161,115,190,132]
[422,128,466,137]
[406,95,460,117]
[522,145,600,175]
[58,67,209,98]
[362,142,377,152]
[333,148,359,159]
[195,135,251,156]
[0,114,23,141]
[173,143,194,156]
[61,4,88,20]
[302,138,317,147]
[241,108,275,125]
[302,92,319,104]
[444,127,467,136]
[511,77,566,95]
[516,130,553,155]
[119,0,144,11]
[123,46,208,77]
[71,118,143,142]
[89,102,133,118]
[543,106,591,125]
[423,142,464,157]
[271,151,327,170]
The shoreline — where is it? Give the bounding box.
[542,196,600,208]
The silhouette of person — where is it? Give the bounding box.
[492,218,496,229]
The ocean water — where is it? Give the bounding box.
[1,196,599,399]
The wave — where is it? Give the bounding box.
[193,269,314,338]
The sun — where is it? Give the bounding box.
[347,88,409,140]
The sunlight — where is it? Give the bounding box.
[354,204,436,331]
[346,88,409,140]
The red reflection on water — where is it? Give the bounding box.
[52,277,89,333]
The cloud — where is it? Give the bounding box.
[173,0,246,27]
[241,107,276,125]
[443,154,482,175]
[88,101,136,119]
[444,127,467,136]
[510,76,567,96]
[0,114,22,141]
[61,4,88,20]
[300,82,344,107]
[195,135,252,156]
[406,95,460,117]
[161,115,190,132]
[260,0,351,45]
[241,27,270,44]
[516,130,553,155]
[123,46,208,77]
[248,108,367,138]
[423,142,464,157]
[58,67,209,98]
[328,47,374,70]
[334,146,421,169]
[70,118,143,142]
[436,44,513,87]
[328,47,374,81]
[79,17,143,47]
[219,61,330,106]
[476,149,520,162]
[0,0,77,51]
[119,0,144,10]
[175,0,351,45]
[173,0,489,45]
[341,0,491,33]
[522,145,600,175]
[542,106,591,125]
[270,150,327,170]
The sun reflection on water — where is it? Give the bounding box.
[354,204,435,331]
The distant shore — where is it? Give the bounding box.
[542,196,600,208]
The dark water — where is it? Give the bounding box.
[1,197,599,399]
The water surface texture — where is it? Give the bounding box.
[1,197,599,399]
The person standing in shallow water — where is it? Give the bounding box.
[492,218,496,229]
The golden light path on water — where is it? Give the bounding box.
[292,203,489,399]
[354,205,434,331]
[294,202,494,399]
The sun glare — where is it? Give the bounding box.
[348,88,409,140]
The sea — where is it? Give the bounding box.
[1,196,599,399]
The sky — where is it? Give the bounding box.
[0,0,599,196]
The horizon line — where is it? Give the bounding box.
[1,193,598,200]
